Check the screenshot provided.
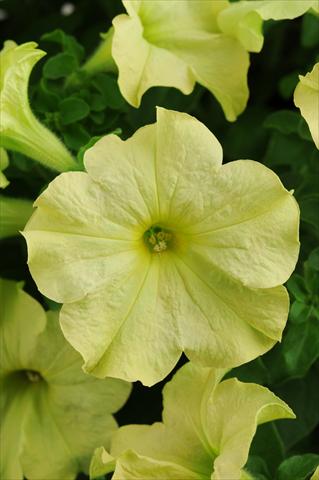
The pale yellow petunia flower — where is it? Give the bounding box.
[294,63,319,150]
[23,108,300,386]
[0,278,131,480]
[83,0,249,121]
[90,362,295,480]
[83,0,316,120]
[218,0,318,52]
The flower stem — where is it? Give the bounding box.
[0,195,34,239]
[82,27,117,77]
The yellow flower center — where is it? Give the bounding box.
[25,370,42,382]
[144,226,173,253]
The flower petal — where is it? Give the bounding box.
[166,34,250,121]
[208,378,295,479]
[0,279,45,371]
[185,160,300,288]
[113,450,200,480]
[23,172,141,303]
[172,251,289,368]
[218,0,317,52]
[102,363,294,479]
[84,124,159,223]
[155,107,222,223]
[60,253,181,386]
[112,13,195,107]
[294,63,319,150]
[125,0,228,36]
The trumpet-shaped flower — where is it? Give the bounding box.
[0,279,131,480]
[84,0,249,121]
[23,108,300,386]
[83,1,316,120]
[0,195,34,238]
[218,0,318,52]
[294,63,319,150]
[0,41,77,172]
[90,362,295,480]
[23,109,299,385]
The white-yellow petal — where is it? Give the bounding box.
[294,63,319,149]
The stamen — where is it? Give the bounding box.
[25,370,41,382]
[144,226,172,253]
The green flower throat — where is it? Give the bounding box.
[144,226,173,253]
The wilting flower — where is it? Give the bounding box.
[0,279,131,480]
[0,41,77,172]
[23,108,300,386]
[0,195,34,239]
[90,362,295,479]
[84,0,250,121]
[218,0,318,52]
[294,63,319,150]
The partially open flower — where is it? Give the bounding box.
[0,279,131,480]
[83,1,316,121]
[90,362,295,480]
[84,0,249,121]
[0,41,77,172]
[23,108,300,386]
[294,63,319,150]
[218,0,318,53]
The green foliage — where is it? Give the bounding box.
[277,454,319,480]
[1,1,318,479]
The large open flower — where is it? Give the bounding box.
[0,279,131,480]
[23,108,300,386]
[294,62,319,150]
[0,41,76,172]
[90,362,295,479]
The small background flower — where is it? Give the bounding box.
[0,278,131,480]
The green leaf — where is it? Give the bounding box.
[264,110,300,135]
[282,319,319,377]
[275,369,319,450]
[301,13,319,48]
[299,194,319,234]
[245,455,270,480]
[33,79,60,113]
[250,423,285,476]
[286,274,307,302]
[62,124,90,151]
[277,454,319,480]
[289,301,311,324]
[91,111,105,125]
[93,73,127,110]
[59,97,90,125]
[308,247,319,271]
[279,72,299,100]
[264,132,315,169]
[41,29,84,63]
[43,53,78,79]
[228,357,270,385]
